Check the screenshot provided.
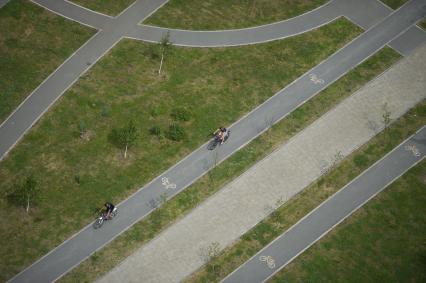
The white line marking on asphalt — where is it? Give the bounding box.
[161,177,176,189]
[259,255,276,269]
[309,73,325,84]
[404,144,421,157]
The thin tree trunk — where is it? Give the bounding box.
[26,196,29,213]
[158,52,164,75]
[124,144,128,159]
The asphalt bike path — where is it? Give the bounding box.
[8,1,426,282]
[222,126,426,283]
[1,0,425,161]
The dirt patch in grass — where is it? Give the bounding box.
[0,0,94,124]
[0,18,361,282]
[144,0,327,30]
[70,0,134,16]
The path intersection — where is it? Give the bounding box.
[2,0,425,282]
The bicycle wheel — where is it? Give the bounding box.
[93,217,103,229]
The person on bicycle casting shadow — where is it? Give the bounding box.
[214,126,229,144]
[104,202,115,219]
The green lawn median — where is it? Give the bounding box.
[0,18,360,282]
[0,0,94,124]
[144,0,327,30]
[270,159,426,283]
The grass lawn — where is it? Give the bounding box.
[0,18,360,282]
[271,160,426,283]
[0,0,94,124]
[70,0,134,16]
[144,0,327,30]
[186,101,425,282]
[419,18,426,30]
[59,46,402,283]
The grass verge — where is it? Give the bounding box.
[144,0,327,30]
[70,0,134,16]
[0,18,360,282]
[0,0,94,124]
[59,46,401,282]
[185,97,425,281]
[270,160,426,283]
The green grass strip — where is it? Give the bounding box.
[59,46,401,282]
[186,84,425,282]
[270,160,426,282]
[0,18,360,282]
[0,0,94,123]
[144,0,327,30]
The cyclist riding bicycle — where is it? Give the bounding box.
[214,126,228,144]
[104,202,115,219]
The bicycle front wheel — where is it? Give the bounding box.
[93,218,103,229]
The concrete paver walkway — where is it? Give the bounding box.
[7,1,426,282]
[98,35,426,283]
[223,126,426,283]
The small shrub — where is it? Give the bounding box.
[78,121,87,135]
[101,104,111,117]
[171,108,192,121]
[149,126,161,136]
[167,123,186,141]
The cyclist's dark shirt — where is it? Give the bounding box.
[105,202,115,213]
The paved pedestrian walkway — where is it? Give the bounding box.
[98,38,426,283]
[222,126,426,283]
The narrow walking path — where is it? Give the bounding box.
[98,35,426,283]
[31,0,113,29]
[8,2,426,282]
[0,0,169,161]
[222,126,426,283]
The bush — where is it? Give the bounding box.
[149,126,161,136]
[171,107,192,121]
[167,123,186,141]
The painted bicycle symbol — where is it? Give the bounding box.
[259,255,276,269]
[161,177,176,189]
[309,73,324,84]
[404,144,421,157]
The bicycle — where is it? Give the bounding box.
[93,207,118,229]
[207,130,231,150]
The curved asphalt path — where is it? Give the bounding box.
[1,0,425,162]
[222,126,426,283]
[7,1,426,282]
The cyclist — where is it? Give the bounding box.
[104,202,115,219]
[214,126,228,144]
